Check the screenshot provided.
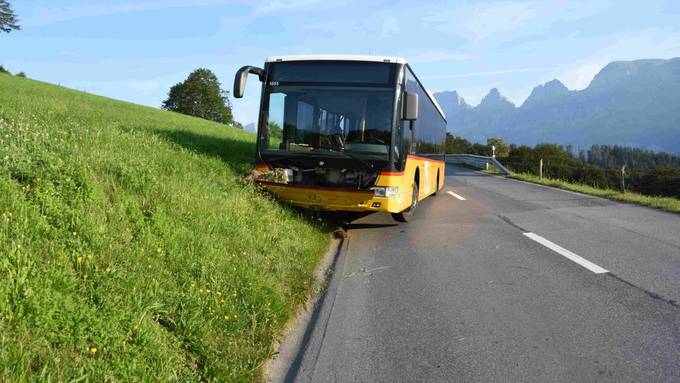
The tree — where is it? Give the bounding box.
[268,120,282,140]
[634,165,680,198]
[15,71,25,78]
[0,1,20,33]
[0,65,8,74]
[444,133,473,154]
[578,149,587,163]
[486,137,509,158]
[162,68,233,125]
[471,143,490,156]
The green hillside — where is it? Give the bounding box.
[0,74,328,381]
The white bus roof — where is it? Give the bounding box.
[264,54,445,120]
[266,54,406,64]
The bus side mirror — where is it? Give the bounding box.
[402,91,419,120]
[233,66,265,98]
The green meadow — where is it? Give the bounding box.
[0,73,329,381]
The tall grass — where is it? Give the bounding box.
[511,172,680,214]
[0,74,328,381]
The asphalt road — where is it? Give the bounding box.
[283,165,680,383]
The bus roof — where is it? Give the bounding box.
[264,55,446,120]
[266,54,407,64]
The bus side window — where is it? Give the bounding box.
[282,94,298,149]
[401,120,413,155]
[267,93,285,150]
[393,120,402,167]
[296,101,315,145]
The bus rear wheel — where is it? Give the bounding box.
[391,183,419,222]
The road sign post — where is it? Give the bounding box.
[621,165,626,193]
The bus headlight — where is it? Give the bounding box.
[372,186,398,197]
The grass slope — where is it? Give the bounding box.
[0,74,328,381]
[511,173,680,213]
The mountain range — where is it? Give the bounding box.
[434,58,680,153]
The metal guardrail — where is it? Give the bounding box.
[445,154,513,175]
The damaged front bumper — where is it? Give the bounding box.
[256,181,409,213]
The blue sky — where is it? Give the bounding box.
[3,0,680,124]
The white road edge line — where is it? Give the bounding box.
[446,191,466,200]
[523,232,609,274]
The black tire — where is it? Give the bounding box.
[432,171,440,196]
[391,182,419,222]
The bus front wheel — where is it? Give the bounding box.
[391,183,419,222]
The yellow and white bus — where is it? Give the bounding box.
[234,55,446,222]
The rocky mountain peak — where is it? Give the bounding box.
[521,79,572,108]
[434,90,470,109]
[478,88,515,109]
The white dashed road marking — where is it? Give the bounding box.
[523,232,609,274]
[447,191,466,201]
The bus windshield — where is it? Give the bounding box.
[259,62,397,161]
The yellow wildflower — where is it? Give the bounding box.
[89,346,97,354]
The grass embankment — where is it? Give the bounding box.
[511,172,680,214]
[0,74,329,381]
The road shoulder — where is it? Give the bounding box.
[264,237,345,382]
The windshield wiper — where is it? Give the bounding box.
[262,154,313,163]
[316,145,375,171]
[261,146,376,172]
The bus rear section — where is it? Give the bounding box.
[234,55,447,222]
